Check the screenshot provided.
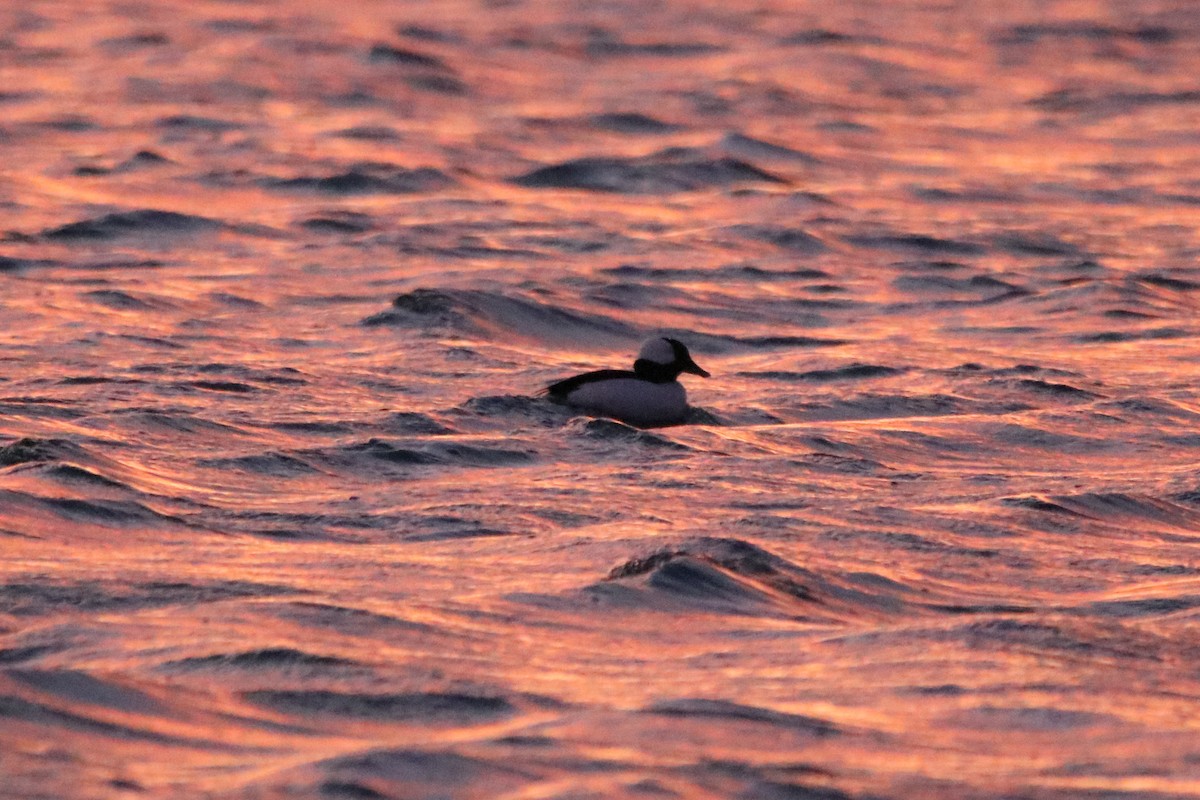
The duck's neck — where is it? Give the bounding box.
[633,359,680,383]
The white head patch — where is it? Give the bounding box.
[636,337,676,365]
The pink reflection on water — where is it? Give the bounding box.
[3,0,1200,797]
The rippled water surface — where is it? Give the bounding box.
[5,1,1200,797]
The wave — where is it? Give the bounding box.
[262,601,436,636]
[1,437,93,467]
[9,669,168,715]
[306,437,534,472]
[584,33,723,58]
[645,698,839,737]
[38,464,131,489]
[156,113,244,132]
[363,287,639,346]
[243,689,514,723]
[1078,326,1193,343]
[793,392,968,422]
[162,647,358,672]
[985,423,1115,453]
[601,263,830,282]
[721,132,822,164]
[0,673,226,748]
[362,288,854,354]
[198,452,321,477]
[454,395,565,427]
[0,490,186,528]
[1084,593,1200,619]
[299,210,376,234]
[261,164,452,194]
[893,274,1024,298]
[727,224,828,254]
[995,22,1175,46]
[0,644,67,665]
[315,748,531,798]
[513,150,785,194]
[585,537,917,623]
[367,43,454,70]
[367,43,467,94]
[0,577,296,617]
[0,255,62,272]
[569,417,693,449]
[1046,492,1200,529]
[741,364,904,382]
[1031,86,1200,115]
[846,232,986,255]
[590,111,680,134]
[41,209,222,241]
[102,408,247,436]
[1007,378,1099,400]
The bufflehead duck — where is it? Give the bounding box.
[546,337,710,428]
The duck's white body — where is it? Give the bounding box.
[546,337,709,428]
[559,377,689,428]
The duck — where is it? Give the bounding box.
[546,337,710,428]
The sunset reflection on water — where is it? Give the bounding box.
[3,0,1200,798]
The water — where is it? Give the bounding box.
[3,0,1200,797]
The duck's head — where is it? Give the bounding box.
[633,337,710,382]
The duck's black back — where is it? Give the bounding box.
[546,369,638,397]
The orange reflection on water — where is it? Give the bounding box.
[4,0,1200,798]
